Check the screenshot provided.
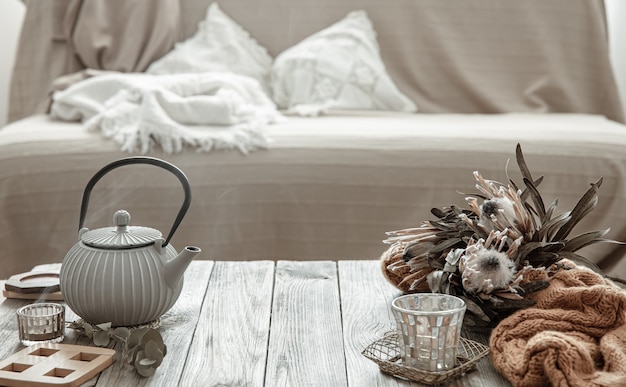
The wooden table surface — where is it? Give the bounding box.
[0,260,512,386]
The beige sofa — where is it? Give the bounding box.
[2,0,626,280]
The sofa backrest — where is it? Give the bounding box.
[9,0,624,123]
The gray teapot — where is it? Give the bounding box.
[59,157,201,326]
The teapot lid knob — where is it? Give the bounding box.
[114,210,131,227]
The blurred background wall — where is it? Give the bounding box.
[0,0,26,127]
[606,0,626,117]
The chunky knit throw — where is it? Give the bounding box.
[490,261,626,387]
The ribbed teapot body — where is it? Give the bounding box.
[59,243,184,326]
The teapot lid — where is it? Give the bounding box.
[81,210,162,249]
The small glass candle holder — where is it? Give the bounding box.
[16,303,65,346]
[392,294,466,372]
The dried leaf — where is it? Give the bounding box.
[517,280,550,295]
[431,207,447,219]
[541,198,558,226]
[429,238,463,254]
[553,178,602,241]
[522,177,546,217]
[524,251,561,267]
[143,340,165,364]
[488,296,536,310]
[82,323,94,339]
[562,229,610,252]
[459,296,491,322]
[134,351,157,378]
[139,357,158,367]
[429,220,455,231]
[141,329,162,345]
[127,327,150,350]
[93,331,111,347]
[519,176,544,202]
[555,251,604,274]
[95,322,112,331]
[113,327,131,339]
[127,346,139,365]
[515,143,533,182]
[68,321,84,330]
[539,211,570,241]
[492,291,524,300]
[403,241,433,261]
[513,241,561,261]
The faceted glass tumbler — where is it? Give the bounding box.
[16,303,65,346]
[391,294,466,371]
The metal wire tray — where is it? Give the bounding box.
[362,332,490,385]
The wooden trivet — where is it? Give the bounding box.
[3,271,63,301]
[0,343,115,387]
[2,290,63,301]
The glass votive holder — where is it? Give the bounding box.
[391,293,466,372]
[16,303,65,346]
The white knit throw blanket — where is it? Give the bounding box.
[50,72,284,154]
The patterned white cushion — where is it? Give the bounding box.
[146,3,272,91]
[270,10,417,116]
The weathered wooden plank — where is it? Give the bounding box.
[178,260,275,386]
[338,260,419,387]
[265,260,348,387]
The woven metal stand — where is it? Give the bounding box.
[362,332,490,385]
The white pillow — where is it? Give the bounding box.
[270,10,417,116]
[146,3,272,90]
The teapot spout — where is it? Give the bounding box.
[164,246,201,289]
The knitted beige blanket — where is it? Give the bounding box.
[490,262,626,387]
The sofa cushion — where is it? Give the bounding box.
[270,10,416,116]
[146,3,272,91]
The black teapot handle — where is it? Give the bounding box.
[78,157,192,247]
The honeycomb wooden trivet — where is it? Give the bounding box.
[0,343,115,387]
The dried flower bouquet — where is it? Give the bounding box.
[381,144,622,331]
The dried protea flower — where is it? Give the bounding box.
[466,172,534,242]
[383,222,444,246]
[480,197,516,229]
[459,234,519,295]
[380,241,433,293]
[460,247,516,295]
